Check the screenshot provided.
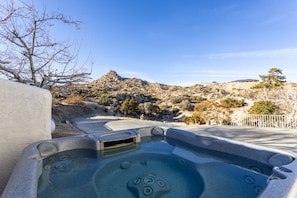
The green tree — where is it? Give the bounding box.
[249,101,278,114]
[120,98,138,116]
[254,68,286,89]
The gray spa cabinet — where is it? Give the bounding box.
[2,127,297,198]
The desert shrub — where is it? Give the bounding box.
[158,104,172,116]
[220,98,245,108]
[249,101,279,114]
[144,102,160,116]
[190,96,206,103]
[63,95,83,105]
[170,97,181,104]
[190,112,205,124]
[171,95,190,104]
[97,94,111,106]
[169,86,179,92]
[120,98,139,116]
[172,107,180,116]
[194,100,216,112]
[182,112,205,125]
[179,100,193,111]
[182,116,193,125]
[139,102,160,117]
[193,100,221,123]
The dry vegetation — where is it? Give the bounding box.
[52,70,297,126]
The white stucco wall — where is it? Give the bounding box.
[0,79,52,195]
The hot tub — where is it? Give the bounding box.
[2,127,297,198]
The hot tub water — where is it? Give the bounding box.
[38,139,270,198]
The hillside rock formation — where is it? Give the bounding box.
[54,70,297,124]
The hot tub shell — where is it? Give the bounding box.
[2,127,297,198]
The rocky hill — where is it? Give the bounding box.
[53,70,297,125]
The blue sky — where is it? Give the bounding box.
[35,0,297,86]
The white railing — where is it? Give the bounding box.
[232,114,297,129]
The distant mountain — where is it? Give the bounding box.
[89,70,170,95]
[231,79,259,83]
[92,70,124,85]
[89,70,149,92]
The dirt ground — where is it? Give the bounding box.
[51,102,115,138]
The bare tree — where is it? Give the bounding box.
[0,1,91,88]
[0,0,15,24]
[0,0,15,66]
